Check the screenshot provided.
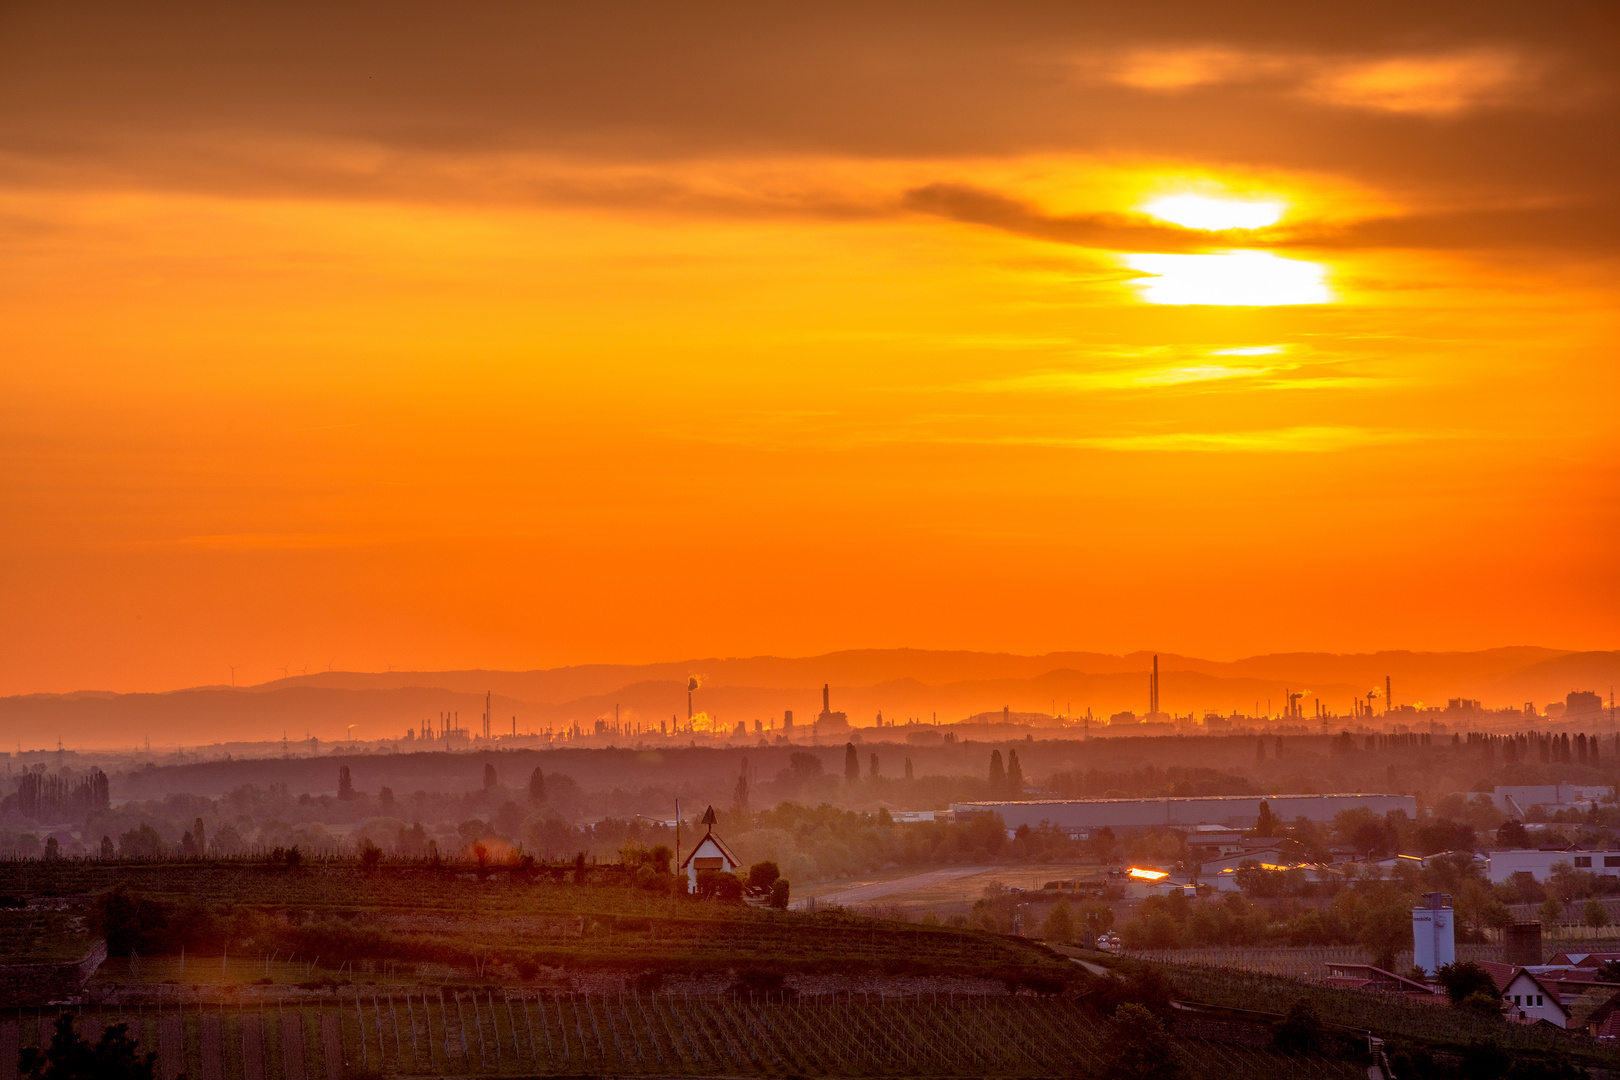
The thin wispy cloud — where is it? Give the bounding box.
[1001,426,1429,453]
[1097,46,1541,117]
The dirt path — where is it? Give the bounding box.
[792,866,989,909]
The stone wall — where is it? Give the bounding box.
[0,939,106,1006]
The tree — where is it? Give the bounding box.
[788,752,822,784]
[1006,749,1024,797]
[193,817,206,857]
[876,807,893,827]
[99,836,114,860]
[747,861,780,891]
[1256,737,1266,762]
[1041,898,1074,943]
[337,765,354,801]
[1495,819,1530,847]
[1090,826,1117,864]
[483,762,497,790]
[904,757,914,781]
[1360,898,1413,971]
[1333,806,1397,857]
[44,837,60,860]
[769,879,790,908]
[1437,962,1497,1005]
[1541,895,1564,934]
[359,840,383,872]
[1272,997,1326,1055]
[869,753,880,779]
[379,786,394,812]
[118,824,164,860]
[1253,801,1278,838]
[844,743,859,783]
[988,750,1006,790]
[1098,1003,1185,1080]
[1080,901,1115,934]
[20,1013,159,1080]
[1585,898,1611,931]
[528,768,547,804]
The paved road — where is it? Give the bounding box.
[792,866,990,910]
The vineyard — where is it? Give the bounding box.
[0,991,1366,1080]
[0,861,1073,987]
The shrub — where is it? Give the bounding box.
[20,1013,158,1080]
[1437,961,1497,1005]
[1272,997,1327,1055]
[1098,1003,1185,1080]
[748,861,781,891]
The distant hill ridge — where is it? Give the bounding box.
[2,646,1614,749]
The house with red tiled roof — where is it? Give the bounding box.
[1583,994,1620,1039]
[1481,963,1568,1027]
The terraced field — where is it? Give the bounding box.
[0,992,1364,1079]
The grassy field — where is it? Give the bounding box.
[799,860,1102,914]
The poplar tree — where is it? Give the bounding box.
[844,743,860,782]
[528,767,547,803]
[1006,749,1024,797]
[988,750,1006,790]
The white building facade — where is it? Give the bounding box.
[1489,849,1620,885]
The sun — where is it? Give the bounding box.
[1140,194,1286,231]
[1122,251,1331,306]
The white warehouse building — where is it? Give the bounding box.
[950,793,1417,836]
[1488,849,1620,884]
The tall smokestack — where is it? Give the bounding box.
[823,683,830,714]
[1386,676,1392,717]
[1151,655,1159,715]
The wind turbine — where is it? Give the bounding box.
[228,664,239,687]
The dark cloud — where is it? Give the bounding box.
[0,1,1615,234]
[905,182,1620,256]
[902,183,1218,252]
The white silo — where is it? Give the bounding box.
[1412,892,1455,978]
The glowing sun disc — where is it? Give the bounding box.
[1141,194,1285,231]
[1123,251,1331,306]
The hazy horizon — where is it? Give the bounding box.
[8,642,1615,750]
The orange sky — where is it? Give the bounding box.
[1,2,1617,694]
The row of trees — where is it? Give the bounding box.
[2,768,110,824]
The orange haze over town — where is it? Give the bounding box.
[1,2,1616,703]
